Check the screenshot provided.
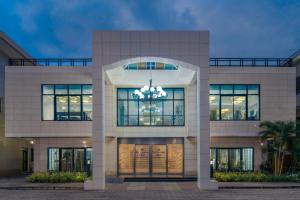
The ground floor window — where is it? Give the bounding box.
[48,148,92,175]
[210,148,254,171]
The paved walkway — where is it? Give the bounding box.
[0,189,300,200]
[1,177,300,190]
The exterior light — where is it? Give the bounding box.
[30,140,34,145]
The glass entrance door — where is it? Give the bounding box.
[152,145,167,174]
[118,138,184,176]
[135,145,150,174]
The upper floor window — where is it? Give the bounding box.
[209,84,260,121]
[117,88,184,126]
[42,84,92,121]
[124,62,178,70]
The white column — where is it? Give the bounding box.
[196,68,218,190]
[84,67,105,190]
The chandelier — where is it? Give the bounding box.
[133,79,166,99]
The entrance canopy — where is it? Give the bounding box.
[104,57,196,86]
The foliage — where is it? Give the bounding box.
[259,121,296,175]
[26,172,87,183]
[213,172,300,182]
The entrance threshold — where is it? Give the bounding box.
[122,175,197,182]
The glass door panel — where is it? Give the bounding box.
[167,144,183,174]
[61,149,73,172]
[229,149,241,171]
[74,149,85,172]
[152,145,167,174]
[217,149,228,171]
[118,144,135,174]
[135,145,150,174]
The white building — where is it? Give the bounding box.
[3,31,296,190]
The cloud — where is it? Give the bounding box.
[15,0,44,33]
[9,0,300,57]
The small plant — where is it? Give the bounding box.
[26,172,87,183]
[213,172,300,182]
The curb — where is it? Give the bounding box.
[219,186,300,189]
[0,186,83,190]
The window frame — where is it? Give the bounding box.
[209,84,260,121]
[47,147,92,172]
[117,88,185,127]
[210,147,254,172]
[41,84,93,121]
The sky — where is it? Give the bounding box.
[0,0,299,58]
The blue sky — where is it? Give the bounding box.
[0,0,299,57]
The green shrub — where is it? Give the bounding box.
[26,172,87,183]
[213,172,300,182]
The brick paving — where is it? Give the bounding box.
[0,188,300,200]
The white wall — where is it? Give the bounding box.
[209,67,296,137]
[5,66,93,138]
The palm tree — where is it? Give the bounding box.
[259,121,296,176]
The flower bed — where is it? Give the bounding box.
[26,172,87,183]
[213,172,300,182]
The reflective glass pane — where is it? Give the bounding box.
[128,100,138,125]
[242,148,254,171]
[174,115,184,126]
[210,95,220,120]
[139,101,150,116]
[69,96,81,120]
[234,96,246,120]
[210,148,216,170]
[117,101,127,126]
[221,96,233,120]
[83,95,92,120]
[55,85,68,94]
[151,116,162,126]
[82,85,92,94]
[61,149,73,172]
[234,85,247,94]
[164,89,173,99]
[174,101,184,116]
[151,101,162,115]
[210,85,220,94]
[229,149,241,171]
[43,95,54,120]
[248,85,259,94]
[43,85,54,94]
[217,149,228,171]
[118,89,128,99]
[139,116,150,126]
[174,88,184,99]
[221,85,233,94]
[48,148,59,171]
[248,95,259,120]
[163,116,173,126]
[74,149,85,172]
[164,101,173,115]
[86,148,93,176]
[56,96,69,120]
[69,85,81,94]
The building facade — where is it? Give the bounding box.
[3,31,297,190]
[0,32,32,176]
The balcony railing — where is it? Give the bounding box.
[9,58,92,67]
[209,58,293,67]
[8,57,293,67]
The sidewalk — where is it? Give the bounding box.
[1,177,300,190]
[0,177,83,190]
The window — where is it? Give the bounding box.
[42,84,93,121]
[48,148,92,174]
[210,148,254,171]
[209,84,260,120]
[117,88,185,126]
